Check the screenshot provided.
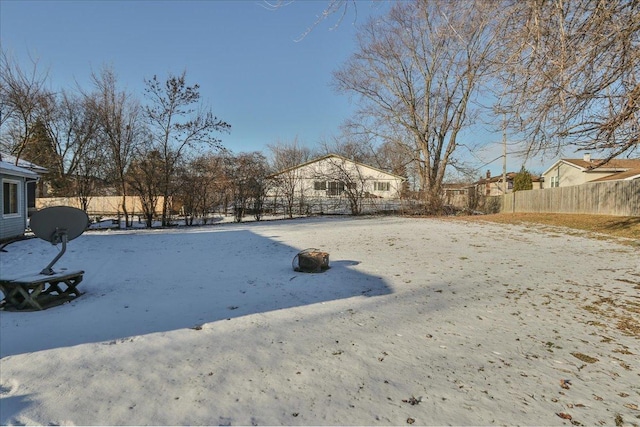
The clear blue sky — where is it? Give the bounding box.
[1,0,565,178]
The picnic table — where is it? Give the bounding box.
[0,270,84,311]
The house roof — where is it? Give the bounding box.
[268,153,407,181]
[0,152,48,174]
[543,158,640,174]
[0,159,40,179]
[442,182,473,190]
[590,168,640,182]
[473,172,542,185]
[563,158,640,170]
[542,158,640,181]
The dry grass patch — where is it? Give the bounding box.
[452,213,640,243]
[617,317,640,336]
[582,297,640,338]
[571,352,599,363]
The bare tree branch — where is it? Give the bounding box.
[333,0,500,211]
[496,0,640,161]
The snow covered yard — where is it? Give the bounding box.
[1,216,638,426]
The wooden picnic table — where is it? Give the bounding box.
[0,270,84,311]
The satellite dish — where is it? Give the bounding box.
[30,206,89,275]
[31,206,89,243]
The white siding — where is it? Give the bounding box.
[542,162,619,188]
[0,175,27,240]
[269,155,404,199]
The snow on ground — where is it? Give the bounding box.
[1,216,638,426]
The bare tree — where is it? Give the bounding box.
[262,0,359,40]
[0,50,51,162]
[312,153,371,215]
[144,71,230,226]
[320,129,376,164]
[372,139,412,197]
[267,137,313,218]
[226,152,269,222]
[74,138,108,212]
[38,90,100,199]
[315,133,382,215]
[127,146,164,228]
[336,121,415,195]
[249,158,270,221]
[89,65,144,227]
[496,0,639,161]
[333,0,499,213]
[175,153,226,225]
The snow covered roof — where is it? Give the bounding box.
[0,151,48,174]
[0,159,40,179]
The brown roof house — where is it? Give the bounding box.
[473,170,543,197]
[542,154,640,188]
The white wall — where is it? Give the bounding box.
[270,156,404,200]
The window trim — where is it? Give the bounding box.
[2,178,21,217]
[314,181,327,191]
[374,181,390,191]
[327,181,345,196]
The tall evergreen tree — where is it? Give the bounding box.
[513,166,533,192]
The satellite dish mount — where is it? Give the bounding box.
[40,227,71,275]
[29,206,89,275]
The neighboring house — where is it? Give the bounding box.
[472,170,543,197]
[0,155,41,241]
[267,154,406,214]
[542,154,640,188]
[442,183,472,208]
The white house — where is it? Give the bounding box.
[1,156,41,241]
[267,154,406,215]
[542,154,640,188]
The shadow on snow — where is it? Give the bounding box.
[0,225,391,357]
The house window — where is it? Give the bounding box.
[314,181,326,191]
[550,176,559,188]
[374,181,390,191]
[327,181,344,196]
[3,180,19,215]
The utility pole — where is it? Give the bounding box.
[502,113,507,196]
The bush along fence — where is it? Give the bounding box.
[488,180,639,216]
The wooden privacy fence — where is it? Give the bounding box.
[492,180,639,216]
[36,196,165,218]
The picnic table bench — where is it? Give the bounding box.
[0,270,84,311]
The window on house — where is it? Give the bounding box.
[327,181,344,196]
[374,181,390,191]
[550,176,559,188]
[314,181,327,191]
[3,180,19,215]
